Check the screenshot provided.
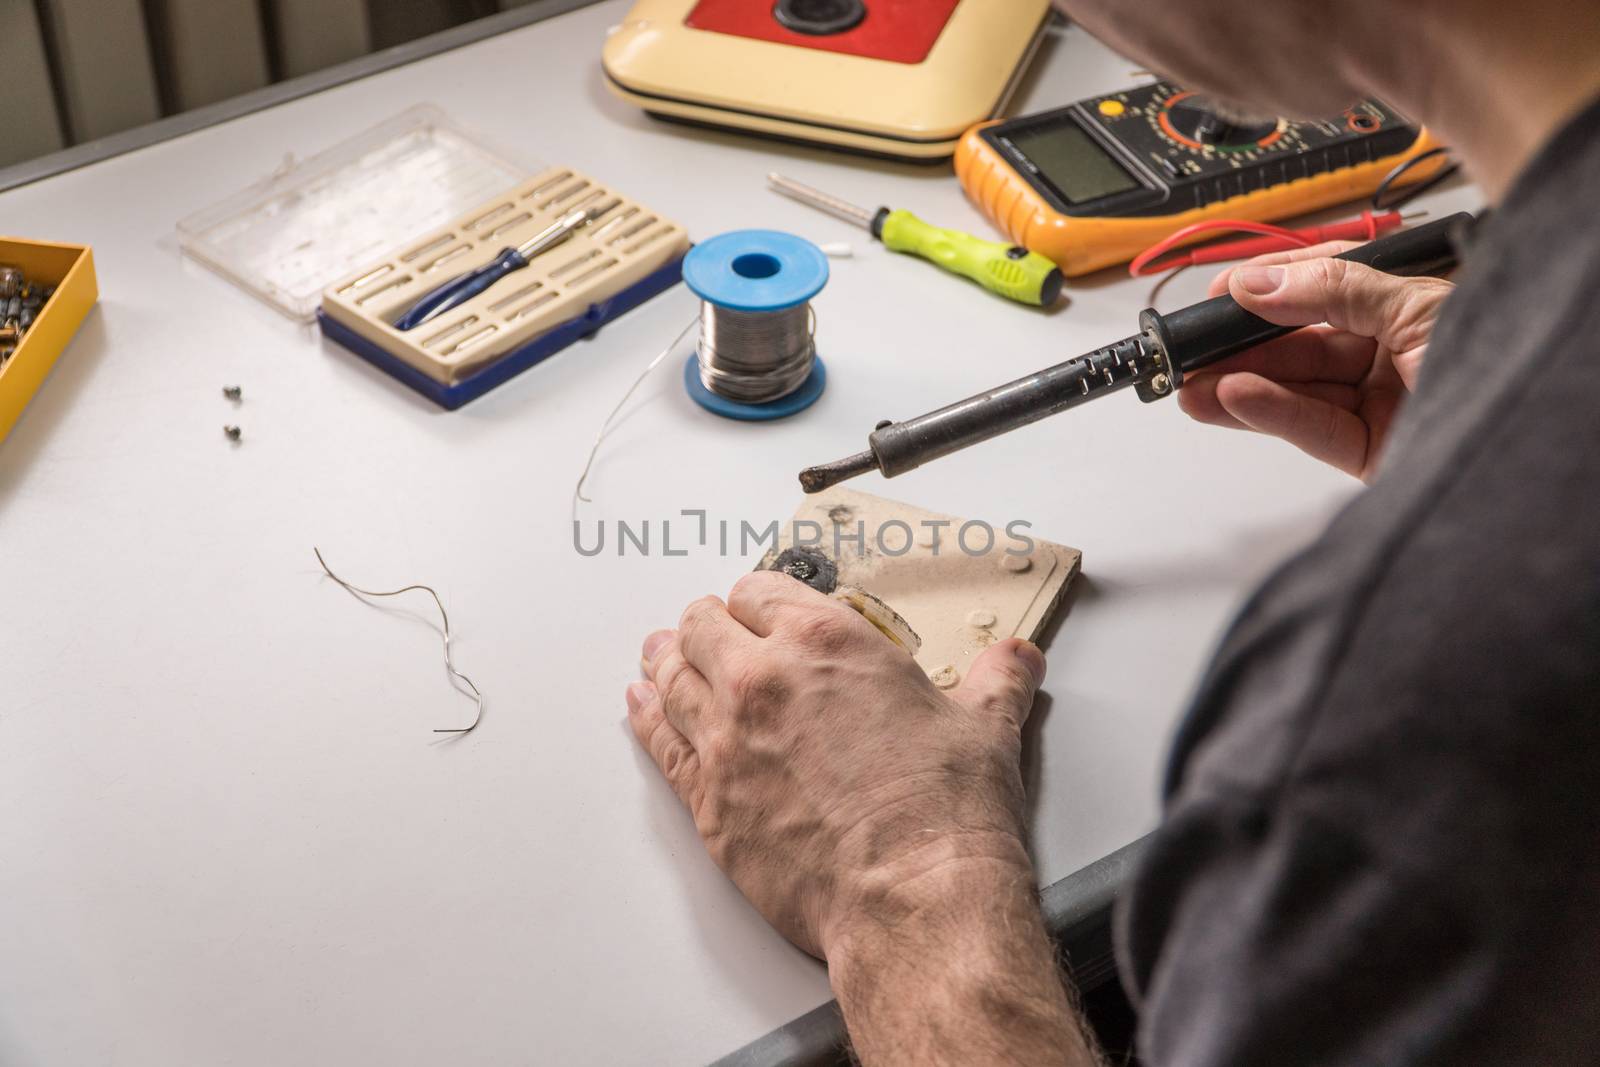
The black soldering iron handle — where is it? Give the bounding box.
[1144,212,1472,382]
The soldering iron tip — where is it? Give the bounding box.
[799,449,879,494]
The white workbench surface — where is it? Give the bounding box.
[0,4,1479,1064]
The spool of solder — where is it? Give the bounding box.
[680,230,828,421]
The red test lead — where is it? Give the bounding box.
[1129,210,1414,277]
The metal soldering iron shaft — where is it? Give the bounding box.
[799,450,879,494]
[800,333,1159,493]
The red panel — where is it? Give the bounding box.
[685,0,962,65]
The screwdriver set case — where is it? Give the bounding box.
[320,167,687,408]
[176,107,689,408]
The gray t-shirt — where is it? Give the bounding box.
[1117,96,1600,1065]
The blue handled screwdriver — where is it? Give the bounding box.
[394,198,622,331]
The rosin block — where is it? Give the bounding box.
[0,237,98,445]
[757,487,1081,689]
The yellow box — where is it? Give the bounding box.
[0,237,98,444]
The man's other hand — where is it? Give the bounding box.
[626,570,1046,961]
[1177,241,1455,482]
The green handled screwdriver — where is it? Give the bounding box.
[768,172,1063,306]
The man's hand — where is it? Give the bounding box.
[1177,241,1456,482]
[628,570,1044,957]
[627,572,1099,1065]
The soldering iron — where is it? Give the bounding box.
[800,213,1471,493]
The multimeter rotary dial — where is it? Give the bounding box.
[1164,95,1273,147]
[1159,94,1282,149]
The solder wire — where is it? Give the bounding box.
[575,315,699,509]
[573,299,821,508]
[696,301,816,404]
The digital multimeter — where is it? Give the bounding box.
[955,82,1446,277]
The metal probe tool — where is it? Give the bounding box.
[768,173,1063,307]
[800,213,1472,494]
[394,198,622,330]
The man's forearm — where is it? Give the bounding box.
[826,846,1103,1067]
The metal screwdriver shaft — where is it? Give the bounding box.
[395,198,621,331]
[768,173,878,230]
[768,173,1063,306]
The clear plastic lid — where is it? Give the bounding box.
[176,105,532,321]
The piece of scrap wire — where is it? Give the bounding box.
[313,547,483,734]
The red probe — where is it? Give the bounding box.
[1128,209,1411,277]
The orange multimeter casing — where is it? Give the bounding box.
[956,82,1447,277]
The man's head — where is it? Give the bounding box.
[1052,0,1367,120]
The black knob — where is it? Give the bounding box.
[1165,96,1280,147]
[773,0,866,35]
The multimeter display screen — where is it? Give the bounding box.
[1010,122,1140,205]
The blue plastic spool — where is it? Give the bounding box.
[681,230,828,421]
